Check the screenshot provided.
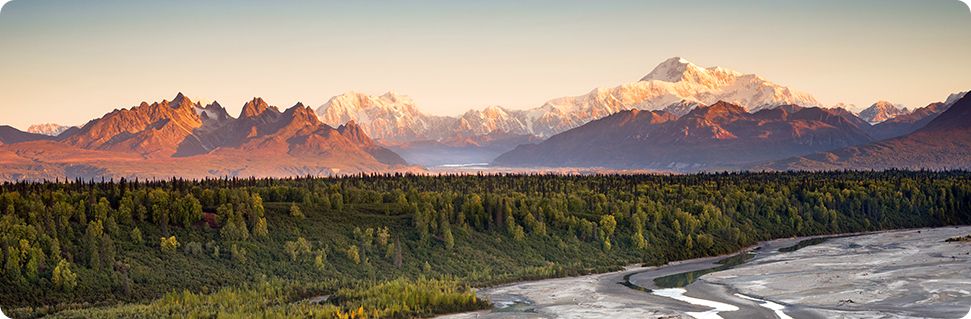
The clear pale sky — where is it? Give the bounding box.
[1,0,969,129]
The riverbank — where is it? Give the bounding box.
[436,236,811,319]
[438,227,971,319]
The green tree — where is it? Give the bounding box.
[284,237,312,262]
[231,244,247,262]
[5,246,22,281]
[219,204,249,241]
[51,259,78,292]
[180,194,204,227]
[253,217,269,239]
[290,204,304,219]
[506,215,525,241]
[314,249,327,271]
[160,236,179,254]
[442,223,455,250]
[376,227,391,248]
[130,227,144,244]
[346,245,361,265]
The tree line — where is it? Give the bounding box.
[1,171,969,318]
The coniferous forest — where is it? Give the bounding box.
[1,171,970,318]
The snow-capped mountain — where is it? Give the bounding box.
[524,57,819,137]
[316,57,821,142]
[858,101,910,124]
[454,106,531,136]
[26,123,72,137]
[316,92,457,143]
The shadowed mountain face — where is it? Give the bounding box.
[0,94,413,181]
[761,91,971,171]
[868,102,949,140]
[0,126,55,145]
[493,101,876,171]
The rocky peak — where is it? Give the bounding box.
[338,120,373,145]
[171,92,193,108]
[688,101,748,120]
[282,103,321,125]
[240,97,276,118]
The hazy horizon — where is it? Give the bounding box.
[1,0,970,129]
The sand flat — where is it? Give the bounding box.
[704,226,971,318]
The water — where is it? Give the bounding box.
[437,163,490,168]
[652,288,739,319]
[778,237,831,253]
[735,293,794,319]
[653,252,755,289]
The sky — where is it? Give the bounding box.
[0,0,969,129]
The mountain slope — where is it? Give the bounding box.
[493,101,872,170]
[762,91,971,171]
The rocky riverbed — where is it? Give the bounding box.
[438,227,971,319]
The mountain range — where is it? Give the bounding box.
[316,57,822,142]
[761,92,971,171]
[0,94,413,181]
[1,57,967,180]
[314,57,822,165]
[493,91,968,171]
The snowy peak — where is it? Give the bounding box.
[859,101,910,124]
[522,57,819,137]
[27,123,72,136]
[308,57,822,141]
[640,57,744,89]
[641,57,706,82]
[456,106,530,137]
[316,91,435,142]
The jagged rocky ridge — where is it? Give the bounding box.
[0,94,412,181]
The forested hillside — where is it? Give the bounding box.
[1,172,970,318]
